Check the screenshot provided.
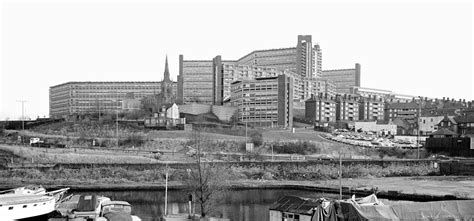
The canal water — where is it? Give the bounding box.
[71,189,358,221]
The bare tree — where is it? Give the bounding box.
[184,130,228,219]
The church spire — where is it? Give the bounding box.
[163,55,171,82]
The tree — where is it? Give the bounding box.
[249,130,263,147]
[184,131,228,218]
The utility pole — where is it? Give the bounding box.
[417,96,422,159]
[116,109,119,148]
[114,100,122,149]
[339,151,342,200]
[16,100,27,130]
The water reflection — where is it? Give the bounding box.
[71,189,347,221]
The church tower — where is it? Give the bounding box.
[161,56,174,104]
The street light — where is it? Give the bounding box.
[111,100,122,149]
[16,100,27,130]
[417,96,422,159]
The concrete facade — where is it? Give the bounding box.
[321,63,361,94]
[359,96,385,121]
[336,94,360,121]
[178,103,237,122]
[305,94,337,123]
[179,59,215,104]
[178,35,326,105]
[230,75,293,128]
[49,81,177,118]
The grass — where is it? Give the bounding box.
[0,145,160,164]
[0,161,438,187]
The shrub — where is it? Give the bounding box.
[272,141,320,155]
[250,131,263,147]
[119,135,145,147]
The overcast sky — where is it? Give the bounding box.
[1,0,472,120]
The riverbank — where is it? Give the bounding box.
[1,176,472,201]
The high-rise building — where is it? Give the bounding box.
[178,35,325,104]
[230,75,293,128]
[322,63,361,94]
[236,48,297,72]
[178,58,214,104]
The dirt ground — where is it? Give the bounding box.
[241,176,474,199]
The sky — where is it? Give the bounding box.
[1,0,473,120]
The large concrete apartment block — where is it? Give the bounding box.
[179,35,326,105]
[230,75,293,128]
[179,58,214,104]
[49,81,177,118]
[236,47,297,72]
[322,63,361,94]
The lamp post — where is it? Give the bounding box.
[417,96,422,159]
[16,100,27,130]
[113,100,122,149]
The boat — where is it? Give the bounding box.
[51,194,141,221]
[0,185,47,195]
[100,201,141,221]
[0,187,69,221]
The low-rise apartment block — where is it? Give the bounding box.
[336,94,359,121]
[359,96,385,121]
[384,101,420,122]
[305,94,337,123]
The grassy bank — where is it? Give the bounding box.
[0,162,438,187]
[0,145,161,164]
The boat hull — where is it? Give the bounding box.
[0,195,56,221]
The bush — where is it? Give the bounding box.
[250,131,263,147]
[119,135,145,147]
[272,141,320,155]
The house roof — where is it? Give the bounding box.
[386,102,419,109]
[431,128,457,136]
[421,108,458,117]
[454,115,474,123]
[269,195,321,215]
[439,115,457,125]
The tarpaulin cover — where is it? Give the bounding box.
[312,201,338,221]
[339,194,474,221]
[391,200,474,220]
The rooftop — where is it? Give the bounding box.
[269,195,322,215]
